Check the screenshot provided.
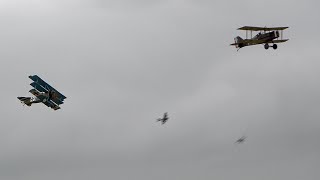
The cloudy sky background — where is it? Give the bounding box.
[0,0,319,179]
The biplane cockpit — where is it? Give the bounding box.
[17,75,66,110]
[230,26,289,51]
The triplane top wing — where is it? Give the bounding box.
[238,26,289,31]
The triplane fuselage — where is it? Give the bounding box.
[18,75,66,110]
[231,26,289,51]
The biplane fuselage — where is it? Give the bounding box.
[231,26,289,50]
[235,31,279,48]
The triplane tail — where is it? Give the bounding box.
[17,97,32,106]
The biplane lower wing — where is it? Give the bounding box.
[231,39,288,47]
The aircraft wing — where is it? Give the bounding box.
[238,26,289,31]
[42,100,61,110]
[30,82,48,93]
[29,75,67,101]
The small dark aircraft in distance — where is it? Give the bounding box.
[17,75,66,110]
[235,136,246,144]
[157,112,169,125]
[230,26,289,51]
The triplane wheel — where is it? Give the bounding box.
[273,44,278,49]
[264,43,269,50]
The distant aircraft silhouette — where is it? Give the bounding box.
[157,112,169,125]
[235,136,246,144]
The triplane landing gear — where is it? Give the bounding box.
[264,43,278,50]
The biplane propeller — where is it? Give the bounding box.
[17,75,66,110]
[230,26,289,51]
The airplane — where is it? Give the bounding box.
[230,26,289,51]
[157,112,169,125]
[235,136,246,144]
[17,75,66,110]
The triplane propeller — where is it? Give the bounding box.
[231,26,289,51]
[17,75,66,110]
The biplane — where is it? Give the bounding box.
[17,75,66,110]
[157,112,169,125]
[235,136,246,144]
[230,26,289,51]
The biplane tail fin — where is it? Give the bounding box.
[231,36,245,50]
[235,36,243,43]
[17,97,32,106]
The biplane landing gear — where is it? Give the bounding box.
[272,44,278,49]
[264,43,269,50]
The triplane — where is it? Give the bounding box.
[231,26,289,51]
[18,75,66,110]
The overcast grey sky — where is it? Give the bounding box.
[0,0,320,179]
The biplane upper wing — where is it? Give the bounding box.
[29,75,67,101]
[238,26,289,31]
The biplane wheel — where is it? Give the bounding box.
[264,44,269,50]
[273,44,278,49]
[43,99,47,102]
